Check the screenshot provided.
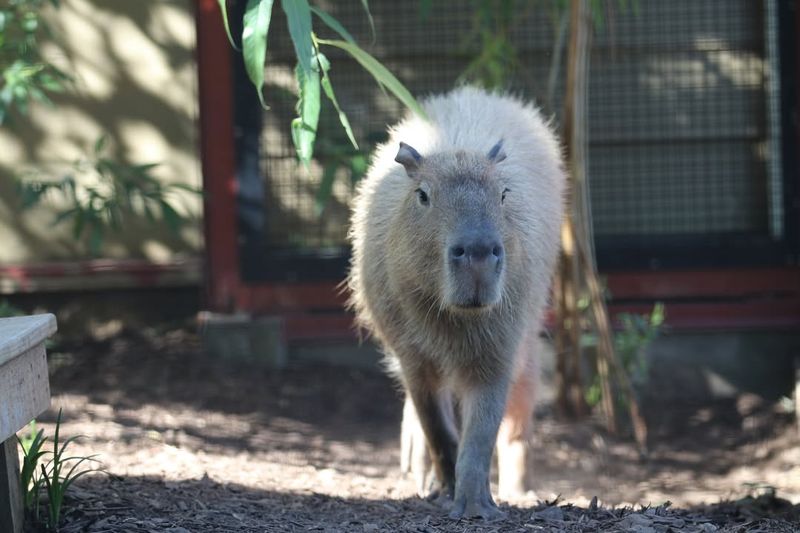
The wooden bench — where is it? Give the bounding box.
[0,314,56,533]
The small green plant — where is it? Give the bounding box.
[17,135,201,256]
[0,298,23,317]
[17,420,47,518]
[0,0,69,125]
[585,303,665,408]
[17,409,102,531]
[615,303,665,385]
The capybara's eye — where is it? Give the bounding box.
[501,188,511,204]
[416,188,430,206]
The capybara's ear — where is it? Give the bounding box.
[395,142,423,177]
[487,139,506,164]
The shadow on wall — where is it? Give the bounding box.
[0,0,202,263]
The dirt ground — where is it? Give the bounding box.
[21,327,800,532]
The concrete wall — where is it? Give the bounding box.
[0,0,202,264]
[288,331,800,406]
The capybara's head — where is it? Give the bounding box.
[393,140,516,313]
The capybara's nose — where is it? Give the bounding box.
[450,236,503,271]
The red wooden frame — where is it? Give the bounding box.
[195,1,800,341]
[196,0,349,317]
[0,259,201,293]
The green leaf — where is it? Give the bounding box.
[93,134,107,156]
[589,0,604,31]
[88,223,104,256]
[71,208,85,239]
[418,0,433,22]
[315,161,338,216]
[316,38,427,120]
[291,64,320,168]
[316,52,357,149]
[349,153,367,184]
[169,183,203,195]
[52,207,78,226]
[160,200,183,233]
[216,0,240,50]
[243,0,274,109]
[359,0,375,42]
[282,0,314,77]
[310,6,355,44]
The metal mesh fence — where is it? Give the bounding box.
[256,0,777,253]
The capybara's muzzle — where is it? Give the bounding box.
[446,228,504,309]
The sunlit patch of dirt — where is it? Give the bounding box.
[21,328,800,532]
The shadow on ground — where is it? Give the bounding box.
[26,327,800,532]
[41,474,800,533]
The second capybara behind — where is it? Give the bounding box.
[347,86,565,519]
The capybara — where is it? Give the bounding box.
[347,86,565,519]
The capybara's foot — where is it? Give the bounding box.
[449,473,506,521]
[448,493,506,521]
[424,479,454,505]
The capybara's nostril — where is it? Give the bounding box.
[451,246,466,260]
[492,244,503,258]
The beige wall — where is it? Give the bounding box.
[0,0,202,264]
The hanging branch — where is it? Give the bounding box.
[556,0,648,454]
[556,0,592,421]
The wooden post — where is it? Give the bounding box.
[555,0,648,451]
[795,355,800,437]
[0,439,23,533]
[555,0,593,420]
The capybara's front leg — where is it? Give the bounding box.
[403,371,459,500]
[450,378,510,520]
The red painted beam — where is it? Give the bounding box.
[234,282,348,313]
[275,267,800,340]
[281,299,800,342]
[605,268,800,301]
[0,259,201,293]
[195,0,240,312]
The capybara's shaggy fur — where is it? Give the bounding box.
[348,86,565,519]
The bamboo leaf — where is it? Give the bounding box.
[359,0,375,42]
[418,0,433,22]
[169,183,203,195]
[88,223,103,256]
[316,52,358,149]
[243,0,274,109]
[310,6,355,44]
[349,153,368,185]
[316,38,427,119]
[71,209,85,239]
[282,0,314,76]
[216,0,240,50]
[131,163,160,174]
[93,134,107,156]
[160,201,183,233]
[315,162,338,216]
[52,207,78,226]
[291,64,320,168]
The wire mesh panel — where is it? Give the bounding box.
[246,0,785,277]
[588,0,770,238]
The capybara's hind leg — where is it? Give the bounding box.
[401,394,431,495]
[497,340,538,500]
[401,391,459,498]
